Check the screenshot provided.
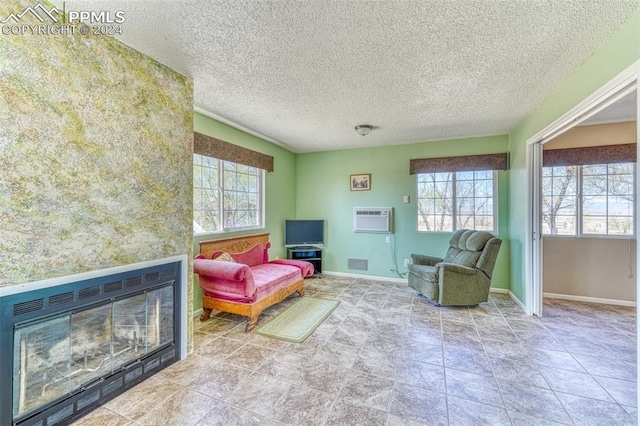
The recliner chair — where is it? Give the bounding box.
[408,229,502,306]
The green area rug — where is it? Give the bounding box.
[255,297,340,343]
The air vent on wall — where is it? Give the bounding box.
[353,207,393,233]
[348,258,369,271]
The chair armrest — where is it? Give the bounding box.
[435,262,477,275]
[436,262,489,306]
[193,258,250,282]
[411,254,443,266]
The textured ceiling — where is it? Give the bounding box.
[580,90,637,126]
[58,1,639,152]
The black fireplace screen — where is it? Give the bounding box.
[0,261,182,426]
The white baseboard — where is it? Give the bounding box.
[489,287,527,313]
[543,292,636,307]
[508,291,527,312]
[322,270,408,284]
[193,308,203,318]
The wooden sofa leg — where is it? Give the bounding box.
[297,288,305,297]
[200,308,212,322]
[246,314,259,332]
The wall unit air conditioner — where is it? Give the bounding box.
[353,207,393,233]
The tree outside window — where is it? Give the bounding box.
[417,171,496,233]
[541,162,634,236]
[193,154,263,233]
[542,166,577,235]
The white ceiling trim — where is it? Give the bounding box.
[193,105,295,152]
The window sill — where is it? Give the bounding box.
[194,226,265,237]
[542,234,636,240]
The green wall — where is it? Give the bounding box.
[192,8,640,310]
[296,136,510,289]
[507,9,640,304]
[192,113,298,309]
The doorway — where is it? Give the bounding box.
[542,100,637,307]
[526,62,639,316]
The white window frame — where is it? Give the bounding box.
[416,170,497,233]
[541,162,636,238]
[193,154,265,235]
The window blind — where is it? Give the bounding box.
[194,132,274,172]
[409,153,508,174]
[543,144,636,167]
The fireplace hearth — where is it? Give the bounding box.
[0,257,187,426]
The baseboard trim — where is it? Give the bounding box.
[193,308,203,318]
[322,270,407,284]
[508,291,527,313]
[543,292,636,307]
[489,287,527,313]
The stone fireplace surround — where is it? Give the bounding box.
[0,255,188,426]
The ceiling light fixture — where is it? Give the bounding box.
[355,124,373,136]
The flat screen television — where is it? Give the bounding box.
[285,220,324,247]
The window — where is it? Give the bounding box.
[193,154,264,233]
[542,166,578,235]
[542,162,635,236]
[417,170,495,232]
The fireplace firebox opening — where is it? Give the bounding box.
[0,256,187,426]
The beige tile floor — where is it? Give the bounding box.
[73,276,637,425]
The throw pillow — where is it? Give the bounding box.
[215,252,236,263]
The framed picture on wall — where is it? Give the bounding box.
[350,174,371,191]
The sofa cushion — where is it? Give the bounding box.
[252,263,301,301]
[456,230,475,249]
[448,229,466,249]
[466,231,494,251]
[444,230,495,268]
[230,243,265,267]
[443,247,461,263]
[451,250,481,268]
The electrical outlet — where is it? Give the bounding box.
[404,258,410,267]
[385,236,390,243]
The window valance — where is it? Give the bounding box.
[409,153,508,175]
[543,143,636,167]
[194,132,274,172]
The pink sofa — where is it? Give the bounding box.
[194,243,314,331]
